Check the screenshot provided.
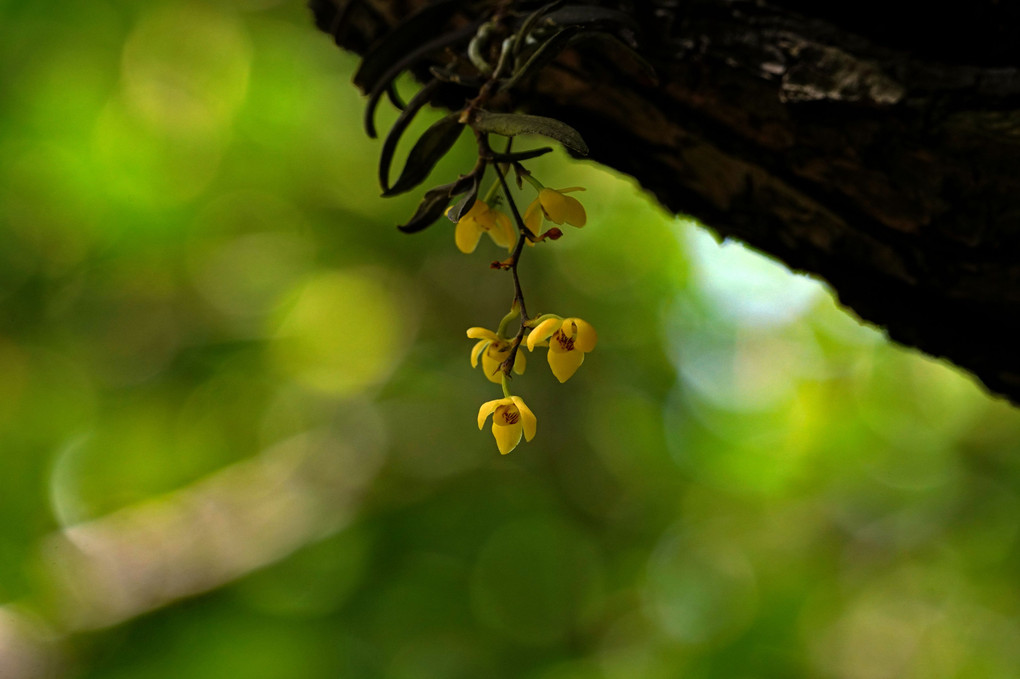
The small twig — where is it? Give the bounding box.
[486,139,537,378]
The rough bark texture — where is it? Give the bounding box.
[313,0,1020,403]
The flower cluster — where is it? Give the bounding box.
[450,186,587,253]
[345,0,623,457]
[456,179,597,454]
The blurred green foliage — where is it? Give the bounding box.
[1,1,1019,678]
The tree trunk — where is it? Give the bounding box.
[311,0,1020,404]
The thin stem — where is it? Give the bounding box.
[491,158,536,378]
[467,23,494,75]
[496,301,520,338]
[520,171,543,192]
[473,132,536,380]
[482,178,501,203]
[492,160,531,319]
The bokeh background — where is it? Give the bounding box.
[2,1,1020,677]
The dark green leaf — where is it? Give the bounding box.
[541,6,639,32]
[471,110,588,156]
[500,27,580,93]
[363,20,481,137]
[581,32,659,86]
[397,176,473,233]
[398,187,455,234]
[384,113,466,197]
[429,65,484,88]
[511,0,566,59]
[488,147,554,163]
[385,83,405,110]
[379,79,441,193]
[308,0,356,44]
[446,174,481,222]
[353,0,461,93]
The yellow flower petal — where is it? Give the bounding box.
[539,188,587,227]
[492,418,523,455]
[470,339,490,368]
[504,213,519,249]
[510,396,537,442]
[527,317,562,351]
[557,195,586,227]
[487,211,515,250]
[466,327,500,340]
[547,344,585,382]
[481,345,507,383]
[513,349,526,375]
[455,217,483,253]
[459,200,488,219]
[523,199,543,235]
[477,398,506,429]
[569,317,598,352]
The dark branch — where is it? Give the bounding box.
[311,0,1020,404]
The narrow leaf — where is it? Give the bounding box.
[429,65,484,89]
[500,27,580,93]
[511,0,566,59]
[353,0,461,92]
[541,6,639,32]
[308,0,354,43]
[385,82,405,110]
[489,147,554,163]
[384,113,466,197]
[363,21,480,137]
[398,176,473,233]
[582,32,659,85]
[446,174,481,222]
[398,186,456,233]
[471,110,588,156]
[379,78,441,193]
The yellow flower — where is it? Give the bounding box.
[523,199,544,235]
[467,327,526,383]
[478,395,537,455]
[526,316,597,383]
[525,187,586,229]
[450,200,516,253]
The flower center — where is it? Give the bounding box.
[501,408,520,425]
[555,331,575,351]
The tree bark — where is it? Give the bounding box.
[312,0,1020,404]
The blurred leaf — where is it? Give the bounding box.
[488,146,554,163]
[581,31,659,85]
[352,0,462,93]
[541,5,639,33]
[397,175,473,233]
[383,112,465,197]
[471,110,588,155]
[445,173,480,223]
[362,20,481,138]
[378,78,440,193]
[500,27,580,93]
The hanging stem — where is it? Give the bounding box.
[474,130,536,380]
[496,301,520,338]
[492,159,532,378]
[494,164,531,310]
